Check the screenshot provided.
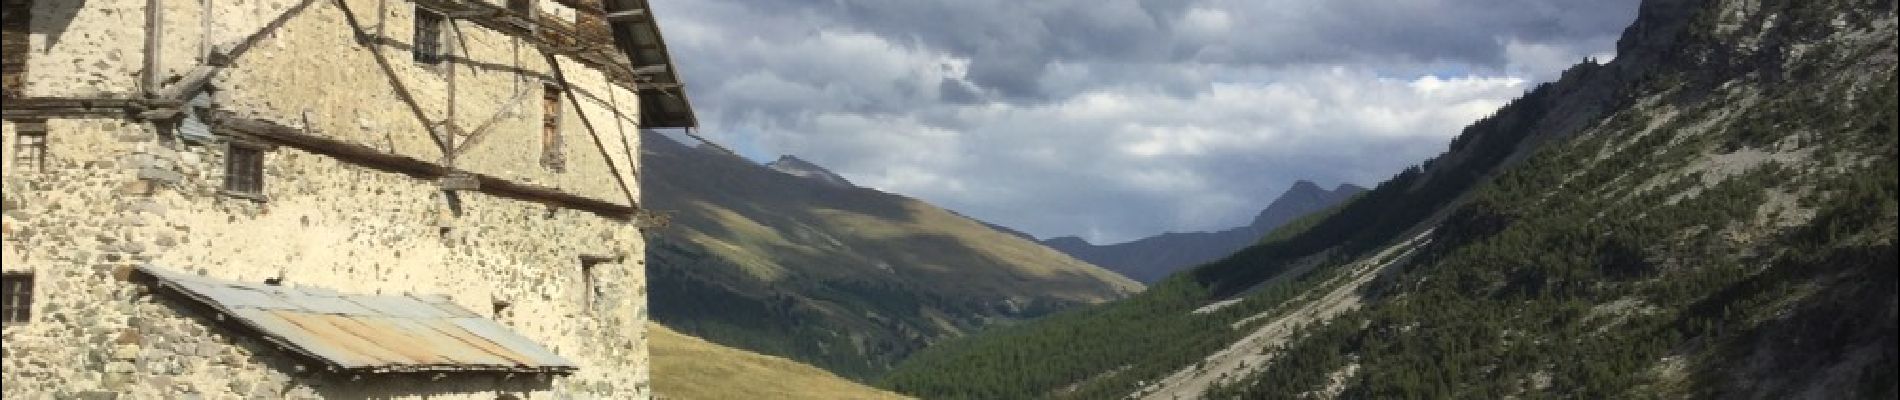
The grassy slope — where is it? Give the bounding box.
[642,133,1139,379]
[649,323,911,400]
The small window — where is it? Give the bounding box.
[580,261,599,311]
[12,119,47,173]
[507,0,533,15]
[223,144,265,195]
[541,83,566,171]
[413,8,445,65]
[2,273,32,326]
[579,255,618,312]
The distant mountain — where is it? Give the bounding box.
[1041,181,1364,284]
[641,133,1140,380]
[767,155,856,188]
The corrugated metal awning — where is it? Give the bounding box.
[135,264,578,374]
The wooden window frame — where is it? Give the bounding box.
[11,119,47,173]
[581,262,597,312]
[413,7,446,65]
[2,272,32,327]
[541,82,567,171]
[222,142,267,200]
[578,254,619,313]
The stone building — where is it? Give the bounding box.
[1,0,693,398]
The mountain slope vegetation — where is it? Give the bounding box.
[881,0,1897,398]
[640,133,1140,379]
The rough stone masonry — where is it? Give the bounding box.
[1,0,693,398]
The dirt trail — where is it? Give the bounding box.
[1131,229,1434,400]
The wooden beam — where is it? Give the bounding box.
[208,112,638,220]
[444,9,500,19]
[635,82,680,91]
[143,0,164,95]
[407,0,647,93]
[447,86,535,163]
[549,0,607,14]
[605,9,645,22]
[578,253,625,264]
[1,97,182,119]
[628,64,666,75]
[157,65,220,102]
[543,51,643,218]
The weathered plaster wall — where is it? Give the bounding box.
[24,0,642,202]
[4,0,653,398]
[200,0,644,204]
[19,0,146,97]
[3,115,649,400]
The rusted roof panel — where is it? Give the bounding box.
[450,317,576,367]
[135,264,578,374]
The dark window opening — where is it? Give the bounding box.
[577,254,620,312]
[507,0,534,15]
[413,8,445,65]
[580,261,598,311]
[541,83,566,171]
[492,299,512,319]
[12,119,46,173]
[223,144,265,195]
[2,273,32,326]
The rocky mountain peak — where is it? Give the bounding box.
[766,155,856,188]
[1247,181,1366,233]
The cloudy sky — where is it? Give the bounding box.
[647,0,1642,244]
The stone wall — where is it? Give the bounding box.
[3,0,654,398]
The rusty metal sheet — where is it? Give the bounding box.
[385,317,517,367]
[228,308,381,369]
[451,318,578,368]
[270,311,415,366]
[420,318,539,366]
[422,299,483,318]
[345,295,450,319]
[175,280,302,310]
[135,263,579,374]
[294,285,344,298]
[276,290,379,315]
[328,316,454,366]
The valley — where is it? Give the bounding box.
[879,0,1897,398]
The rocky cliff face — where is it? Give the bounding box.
[1042,181,1364,284]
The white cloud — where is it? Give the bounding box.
[716,66,1527,242]
[647,0,1638,243]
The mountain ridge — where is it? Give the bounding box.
[1041,180,1365,284]
[767,154,857,188]
[642,132,1140,380]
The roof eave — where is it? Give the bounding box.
[607,0,698,129]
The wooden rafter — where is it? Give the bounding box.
[1,97,182,119]
[542,50,642,212]
[334,0,453,154]
[210,111,639,219]
[445,84,537,163]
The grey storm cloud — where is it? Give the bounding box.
[648,0,1640,243]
